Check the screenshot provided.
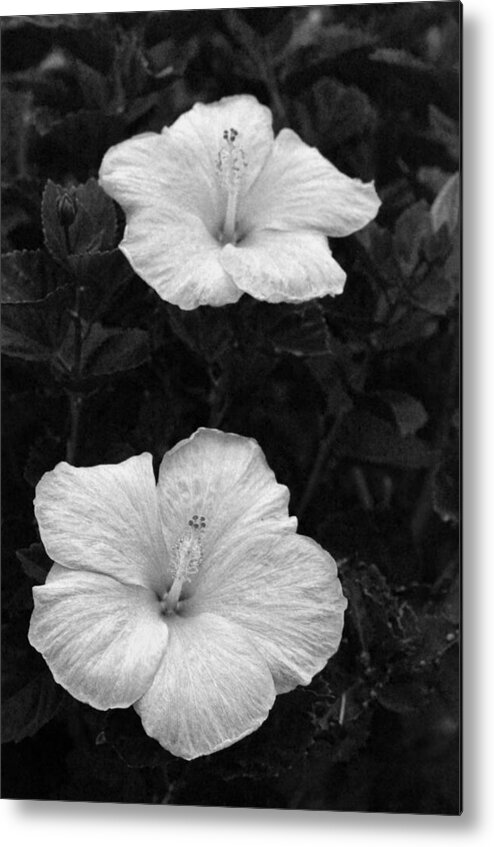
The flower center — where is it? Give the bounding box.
[161,515,206,615]
[216,127,247,244]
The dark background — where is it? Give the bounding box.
[1,3,460,812]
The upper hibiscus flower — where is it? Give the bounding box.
[29,428,347,760]
[99,95,381,310]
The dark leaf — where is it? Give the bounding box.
[432,453,459,524]
[24,433,65,488]
[297,77,377,151]
[60,249,134,320]
[1,176,43,252]
[393,201,432,277]
[376,679,429,714]
[72,59,111,112]
[1,249,67,303]
[42,178,117,265]
[409,267,456,316]
[427,104,459,162]
[167,305,233,363]
[2,638,66,744]
[1,13,108,30]
[335,410,435,468]
[253,301,333,357]
[341,561,419,663]
[29,110,126,181]
[2,286,72,361]
[62,746,148,803]
[16,543,52,585]
[223,9,263,63]
[2,671,66,744]
[103,708,171,769]
[63,322,150,377]
[370,391,428,436]
[431,172,460,236]
[372,312,438,350]
[370,46,430,72]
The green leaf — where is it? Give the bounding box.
[1,252,72,361]
[393,201,432,277]
[73,58,111,112]
[1,13,108,30]
[2,670,66,744]
[1,249,66,303]
[24,433,65,488]
[2,630,67,745]
[427,104,459,162]
[370,47,430,72]
[372,312,438,350]
[376,679,429,714]
[300,77,377,149]
[30,110,126,181]
[167,305,234,363]
[370,391,428,436]
[64,249,135,319]
[432,453,459,524]
[335,410,435,468]
[103,708,171,769]
[409,267,456,316]
[430,172,460,236]
[16,543,52,584]
[1,176,42,252]
[71,322,150,377]
[254,302,333,357]
[224,9,263,62]
[42,178,117,266]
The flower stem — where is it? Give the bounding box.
[297,409,346,521]
[64,222,85,465]
[207,365,229,428]
[411,325,459,546]
[66,393,83,464]
[262,48,288,128]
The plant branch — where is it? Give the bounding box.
[297,408,346,521]
[64,223,85,464]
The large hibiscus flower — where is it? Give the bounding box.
[29,429,346,760]
[99,95,380,309]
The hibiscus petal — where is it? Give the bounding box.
[35,455,166,593]
[187,532,347,694]
[134,612,276,759]
[221,229,346,302]
[118,210,241,310]
[29,564,168,709]
[99,130,241,309]
[239,128,380,237]
[168,95,274,196]
[99,131,222,228]
[157,428,297,563]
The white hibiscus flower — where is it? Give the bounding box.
[29,428,346,760]
[99,95,381,310]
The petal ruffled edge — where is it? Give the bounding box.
[34,455,167,593]
[240,128,381,238]
[221,229,346,303]
[118,212,242,310]
[135,611,276,759]
[187,532,347,694]
[29,564,169,710]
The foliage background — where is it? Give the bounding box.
[1,2,460,813]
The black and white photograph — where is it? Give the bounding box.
[1,1,461,816]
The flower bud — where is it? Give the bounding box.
[57,190,77,228]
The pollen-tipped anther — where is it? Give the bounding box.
[216,127,247,243]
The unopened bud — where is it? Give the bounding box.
[57,190,77,228]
